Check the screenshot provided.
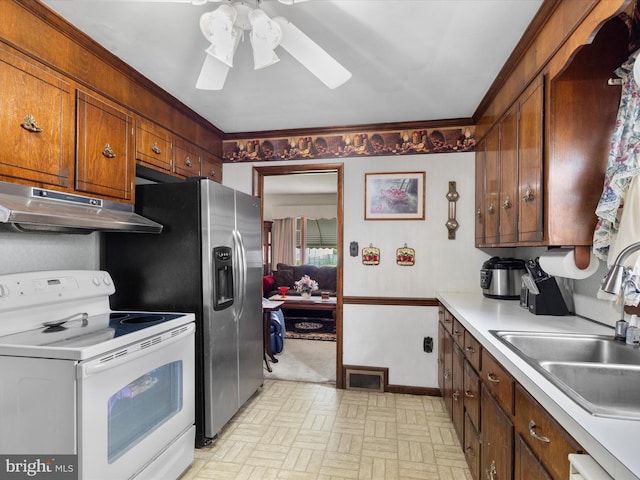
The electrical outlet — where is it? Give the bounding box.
[423,336,433,353]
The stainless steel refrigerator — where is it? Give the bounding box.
[103,178,263,447]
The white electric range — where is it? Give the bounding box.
[0,270,196,480]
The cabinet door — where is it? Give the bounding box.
[518,76,544,242]
[438,322,446,394]
[514,385,581,480]
[499,105,518,243]
[475,138,486,246]
[173,139,201,178]
[441,326,453,416]
[452,343,465,444]
[201,152,223,183]
[514,433,552,480]
[484,127,500,244]
[481,383,514,480]
[463,358,480,429]
[76,91,133,201]
[135,119,172,171]
[0,47,72,188]
[464,413,481,480]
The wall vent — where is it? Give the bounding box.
[344,366,387,392]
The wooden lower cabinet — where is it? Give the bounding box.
[514,385,582,480]
[452,343,465,443]
[438,302,587,480]
[514,434,552,480]
[481,383,514,480]
[464,413,481,480]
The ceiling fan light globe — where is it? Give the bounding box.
[204,24,241,67]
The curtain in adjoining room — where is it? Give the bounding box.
[272,218,296,268]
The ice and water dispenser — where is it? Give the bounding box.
[213,246,234,311]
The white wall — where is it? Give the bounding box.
[0,231,100,275]
[224,152,493,388]
[263,193,337,220]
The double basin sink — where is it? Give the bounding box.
[492,330,640,420]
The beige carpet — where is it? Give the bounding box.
[264,338,336,384]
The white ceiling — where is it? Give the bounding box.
[42,0,543,134]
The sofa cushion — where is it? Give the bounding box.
[273,264,293,290]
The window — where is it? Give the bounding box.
[295,217,337,266]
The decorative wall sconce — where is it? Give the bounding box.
[445,181,459,240]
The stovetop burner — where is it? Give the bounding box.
[0,270,195,360]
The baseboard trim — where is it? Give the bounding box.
[386,385,441,396]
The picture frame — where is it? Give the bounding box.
[364,171,425,220]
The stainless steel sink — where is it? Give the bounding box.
[496,331,640,364]
[539,361,640,421]
[491,330,640,420]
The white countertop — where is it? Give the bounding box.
[436,292,640,480]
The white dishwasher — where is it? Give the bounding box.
[569,454,613,480]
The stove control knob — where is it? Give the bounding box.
[92,276,101,286]
[0,284,9,298]
[102,275,112,286]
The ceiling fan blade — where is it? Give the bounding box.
[272,17,351,89]
[196,54,230,90]
[277,0,311,4]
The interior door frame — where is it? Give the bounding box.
[253,163,345,388]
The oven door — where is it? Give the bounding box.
[77,323,195,480]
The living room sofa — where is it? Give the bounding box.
[266,263,337,297]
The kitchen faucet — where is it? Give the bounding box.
[601,241,640,327]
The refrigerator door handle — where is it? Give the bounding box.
[233,229,247,320]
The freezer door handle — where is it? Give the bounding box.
[233,229,247,321]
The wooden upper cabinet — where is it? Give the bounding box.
[75,90,134,201]
[484,127,500,245]
[499,105,518,244]
[546,16,629,246]
[135,119,172,172]
[201,152,223,183]
[518,76,544,243]
[0,46,73,188]
[475,138,486,245]
[173,138,201,179]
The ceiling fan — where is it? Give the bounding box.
[195,0,351,90]
[131,0,351,90]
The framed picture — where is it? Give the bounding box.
[365,172,425,220]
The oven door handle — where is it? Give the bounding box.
[79,323,195,378]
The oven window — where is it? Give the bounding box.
[107,361,183,463]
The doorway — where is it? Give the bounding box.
[253,163,344,388]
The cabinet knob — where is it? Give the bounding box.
[102,143,117,158]
[209,170,216,177]
[185,156,193,167]
[464,445,475,458]
[486,372,500,383]
[453,391,460,401]
[476,208,482,218]
[502,196,512,209]
[528,420,550,443]
[522,185,535,202]
[464,390,475,398]
[488,203,495,214]
[151,142,161,155]
[20,113,43,133]
[465,346,475,355]
[443,371,450,380]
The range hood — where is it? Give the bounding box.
[0,181,162,234]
